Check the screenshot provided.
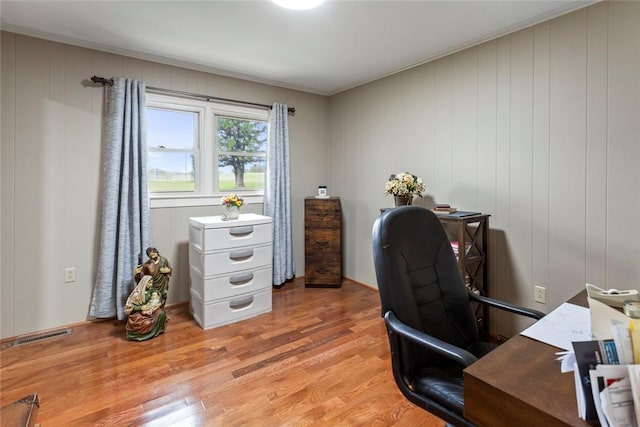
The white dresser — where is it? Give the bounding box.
[188,213,273,330]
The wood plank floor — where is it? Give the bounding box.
[1,278,445,426]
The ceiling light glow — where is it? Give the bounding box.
[272,0,326,11]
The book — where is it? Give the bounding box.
[612,321,635,365]
[449,240,471,255]
[572,339,621,421]
[432,207,457,214]
[630,319,640,363]
[440,210,481,218]
[431,204,458,214]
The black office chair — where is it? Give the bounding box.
[372,206,544,426]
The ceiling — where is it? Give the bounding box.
[0,0,596,95]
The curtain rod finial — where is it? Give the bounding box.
[91,75,114,86]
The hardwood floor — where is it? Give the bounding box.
[1,278,444,426]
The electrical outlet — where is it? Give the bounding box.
[534,285,547,304]
[64,267,76,283]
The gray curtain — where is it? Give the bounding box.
[264,103,295,285]
[90,78,150,320]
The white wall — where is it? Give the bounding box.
[1,32,330,338]
[329,1,640,337]
[3,1,639,340]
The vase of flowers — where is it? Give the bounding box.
[384,172,426,206]
[221,193,244,220]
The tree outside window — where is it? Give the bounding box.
[216,117,267,191]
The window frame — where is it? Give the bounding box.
[146,103,203,195]
[146,92,269,209]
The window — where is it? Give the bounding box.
[147,107,198,193]
[216,116,267,191]
[146,93,269,207]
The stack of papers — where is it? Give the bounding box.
[566,346,639,426]
[536,297,640,426]
[521,299,640,427]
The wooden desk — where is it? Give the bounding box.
[463,292,592,427]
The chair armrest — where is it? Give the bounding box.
[384,311,478,368]
[468,291,545,320]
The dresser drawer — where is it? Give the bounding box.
[304,258,342,287]
[190,222,272,251]
[304,199,341,229]
[190,265,272,301]
[305,229,341,253]
[190,288,272,330]
[190,243,272,276]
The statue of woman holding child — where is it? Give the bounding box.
[125,247,172,341]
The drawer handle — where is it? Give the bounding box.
[229,249,254,261]
[316,241,329,246]
[229,226,254,236]
[229,296,254,310]
[229,272,254,285]
[316,267,330,274]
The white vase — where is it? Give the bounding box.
[224,205,240,220]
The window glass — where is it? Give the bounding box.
[147,108,196,149]
[146,107,197,193]
[147,151,195,192]
[216,117,267,191]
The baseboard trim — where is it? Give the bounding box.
[0,301,190,347]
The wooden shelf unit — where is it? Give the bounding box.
[436,213,490,335]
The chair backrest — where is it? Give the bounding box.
[372,206,480,369]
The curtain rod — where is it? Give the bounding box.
[90,75,295,115]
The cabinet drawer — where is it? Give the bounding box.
[190,243,272,276]
[304,200,341,228]
[190,222,272,251]
[190,266,272,301]
[190,288,272,330]
[305,229,341,253]
[305,258,341,286]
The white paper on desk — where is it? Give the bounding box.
[591,365,635,427]
[588,297,631,340]
[600,377,637,427]
[574,362,586,419]
[560,351,576,373]
[590,368,611,427]
[629,365,640,425]
[520,302,592,350]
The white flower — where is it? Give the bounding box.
[384,172,426,197]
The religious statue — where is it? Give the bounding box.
[125,247,172,341]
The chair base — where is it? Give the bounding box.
[0,393,39,427]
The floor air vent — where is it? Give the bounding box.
[12,328,72,347]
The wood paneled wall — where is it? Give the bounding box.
[329,1,640,336]
[2,1,638,340]
[0,32,330,338]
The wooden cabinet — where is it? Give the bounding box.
[436,213,490,335]
[188,213,273,329]
[304,197,342,288]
